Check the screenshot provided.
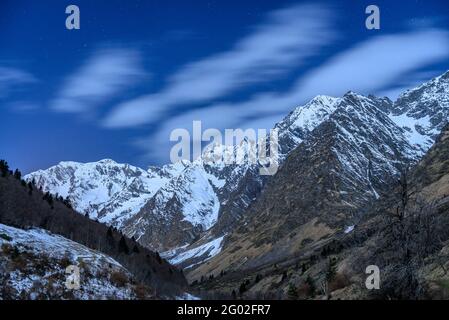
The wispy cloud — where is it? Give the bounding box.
[51,48,146,113]
[102,3,337,128]
[292,29,449,99]
[6,101,40,113]
[137,28,449,163]
[0,66,37,98]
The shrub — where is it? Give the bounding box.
[302,276,316,298]
[60,253,72,268]
[35,255,51,275]
[329,273,351,292]
[326,257,337,283]
[0,233,12,241]
[11,255,28,271]
[133,284,151,299]
[1,242,14,254]
[239,279,251,295]
[110,270,128,287]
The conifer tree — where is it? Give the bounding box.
[13,169,21,180]
[0,160,9,177]
[118,236,130,254]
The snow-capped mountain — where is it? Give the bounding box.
[26,71,449,265]
[275,95,341,158]
[25,159,185,227]
[25,150,260,251]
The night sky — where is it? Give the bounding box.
[1,0,449,173]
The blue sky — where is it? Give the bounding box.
[1,0,449,173]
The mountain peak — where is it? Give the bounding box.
[397,70,449,101]
[342,91,369,103]
[439,69,449,80]
[343,90,358,96]
[97,158,118,165]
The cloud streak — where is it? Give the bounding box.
[0,66,37,98]
[138,28,449,163]
[51,48,146,113]
[293,29,449,99]
[102,3,337,128]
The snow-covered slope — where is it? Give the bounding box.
[0,223,150,299]
[276,95,341,158]
[161,235,225,270]
[25,159,182,228]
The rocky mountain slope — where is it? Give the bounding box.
[185,71,449,289]
[329,124,449,300]
[190,120,449,300]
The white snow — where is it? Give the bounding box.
[0,223,121,268]
[176,293,201,300]
[344,225,354,233]
[389,113,435,152]
[289,95,340,133]
[24,159,182,228]
[165,236,225,268]
[179,168,220,230]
